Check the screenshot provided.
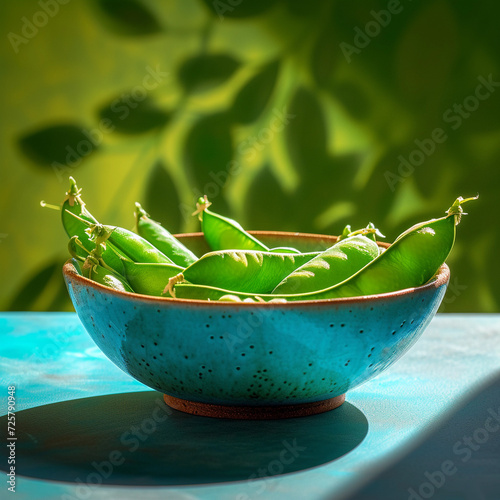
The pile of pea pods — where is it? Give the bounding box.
[59,177,477,302]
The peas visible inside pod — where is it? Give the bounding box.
[273,228,381,294]
[166,249,320,296]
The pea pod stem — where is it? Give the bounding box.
[40,201,60,211]
[63,176,98,223]
[66,211,125,261]
[192,194,211,220]
[338,223,385,241]
[164,273,184,297]
[446,195,479,225]
[64,176,83,205]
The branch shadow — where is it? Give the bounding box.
[1,391,368,486]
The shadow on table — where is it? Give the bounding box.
[332,371,500,500]
[1,391,368,486]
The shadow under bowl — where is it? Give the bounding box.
[63,231,449,419]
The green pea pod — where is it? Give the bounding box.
[80,220,175,265]
[173,196,477,301]
[194,196,269,251]
[121,260,183,296]
[82,259,134,293]
[61,177,97,236]
[166,250,320,296]
[61,177,127,274]
[135,203,197,267]
[63,179,174,266]
[67,235,132,289]
[74,242,134,293]
[273,229,381,294]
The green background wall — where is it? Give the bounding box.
[1,0,498,312]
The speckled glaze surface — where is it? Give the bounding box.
[63,231,449,414]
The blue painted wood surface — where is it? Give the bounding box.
[1,313,499,499]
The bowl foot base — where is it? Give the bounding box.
[163,393,346,419]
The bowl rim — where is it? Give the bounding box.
[63,230,450,307]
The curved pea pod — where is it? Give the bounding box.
[166,250,320,296]
[173,195,477,302]
[61,177,127,274]
[85,222,175,265]
[316,195,477,299]
[135,203,198,267]
[81,257,134,293]
[193,195,269,251]
[121,260,183,296]
[273,232,380,294]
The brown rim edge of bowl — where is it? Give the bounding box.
[175,230,344,244]
[62,229,450,307]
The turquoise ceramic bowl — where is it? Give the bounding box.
[63,231,449,419]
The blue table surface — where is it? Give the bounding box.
[1,313,499,500]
